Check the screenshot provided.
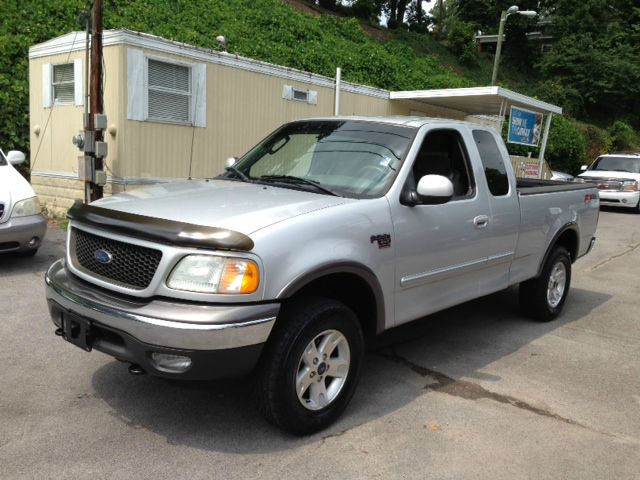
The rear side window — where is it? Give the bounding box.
[472,130,509,196]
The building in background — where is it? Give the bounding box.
[29,30,559,214]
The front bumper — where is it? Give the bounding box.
[45,259,279,379]
[597,190,640,209]
[0,213,47,252]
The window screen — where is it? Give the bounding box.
[148,59,190,123]
[53,63,74,105]
[472,130,509,196]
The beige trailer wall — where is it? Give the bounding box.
[29,37,469,214]
[29,45,122,213]
[120,46,340,181]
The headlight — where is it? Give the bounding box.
[11,196,41,218]
[621,180,638,192]
[167,255,259,294]
[574,177,585,183]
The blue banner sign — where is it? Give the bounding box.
[508,107,543,147]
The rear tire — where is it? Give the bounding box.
[519,246,572,322]
[256,297,364,435]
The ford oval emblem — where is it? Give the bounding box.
[94,249,113,264]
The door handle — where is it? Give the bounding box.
[474,215,489,228]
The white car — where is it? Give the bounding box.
[551,170,575,182]
[0,148,47,255]
[578,153,640,213]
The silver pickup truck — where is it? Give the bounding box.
[46,117,599,434]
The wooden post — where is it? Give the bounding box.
[89,0,103,201]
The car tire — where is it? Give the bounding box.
[256,297,364,435]
[519,246,572,322]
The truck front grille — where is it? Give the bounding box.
[582,177,625,191]
[0,203,5,220]
[70,228,162,290]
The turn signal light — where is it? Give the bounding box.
[219,259,260,294]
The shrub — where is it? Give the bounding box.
[576,122,612,163]
[608,121,639,152]
[545,116,588,175]
[444,18,478,67]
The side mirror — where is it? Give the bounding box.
[580,165,588,171]
[225,157,238,168]
[405,175,453,206]
[7,150,25,165]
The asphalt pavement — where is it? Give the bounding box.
[0,209,638,479]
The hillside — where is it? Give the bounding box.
[0,0,637,175]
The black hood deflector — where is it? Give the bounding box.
[67,201,254,251]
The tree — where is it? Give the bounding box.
[539,0,640,122]
[406,1,432,33]
[384,0,410,28]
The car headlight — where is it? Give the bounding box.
[621,180,638,192]
[11,196,41,218]
[574,177,585,183]
[167,255,259,294]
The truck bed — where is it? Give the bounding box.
[516,178,593,195]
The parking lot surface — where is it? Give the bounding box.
[1,209,639,479]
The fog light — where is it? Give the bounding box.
[150,352,192,373]
[29,237,38,247]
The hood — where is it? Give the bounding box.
[579,170,640,182]
[91,179,353,235]
[0,163,37,223]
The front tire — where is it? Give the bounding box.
[519,246,572,322]
[256,297,364,435]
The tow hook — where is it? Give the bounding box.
[128,364,146,375]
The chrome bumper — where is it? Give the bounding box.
[45,259,279,351]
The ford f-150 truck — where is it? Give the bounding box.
[46,117,599,434]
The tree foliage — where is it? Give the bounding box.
[538,0,640,122]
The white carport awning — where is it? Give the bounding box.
[389,86,562,116]
[390,86,562,180]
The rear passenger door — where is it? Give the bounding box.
[470,128,520,295]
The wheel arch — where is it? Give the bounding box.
[276,262,385,337]
[537,223,579,277]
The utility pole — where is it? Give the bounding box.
[88,0,105,201]
[73,0,107,203]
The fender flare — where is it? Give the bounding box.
[277,262,386,334]
[536,222,579,277]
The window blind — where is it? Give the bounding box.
[147,59,190,122]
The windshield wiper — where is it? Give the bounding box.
[224,166,251,182]
[258,175,341,197]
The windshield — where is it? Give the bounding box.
[0,149,6,167]
[222,120,416,198]
[590,156,640,173]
